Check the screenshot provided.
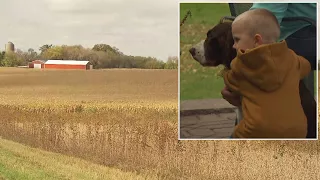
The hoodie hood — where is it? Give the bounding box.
[231,40,293,92]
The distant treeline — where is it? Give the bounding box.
[0,44,178,69]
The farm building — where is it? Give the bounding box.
[28,60,46,69]
[44,60,92,70]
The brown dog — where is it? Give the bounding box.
[189,20,316,138]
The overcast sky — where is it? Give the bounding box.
[0,0,178,61]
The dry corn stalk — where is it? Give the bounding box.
[180,10,192,55]
[180,10,192,27]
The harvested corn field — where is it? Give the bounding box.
[0,67,179,179]
[0,67,319,180]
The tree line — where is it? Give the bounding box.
[0,44,178,69]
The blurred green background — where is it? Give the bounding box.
[179,3,317,100]
[180,3,230,100]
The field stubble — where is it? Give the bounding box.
[0,68,180,178]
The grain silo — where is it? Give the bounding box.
[5,42,15,52]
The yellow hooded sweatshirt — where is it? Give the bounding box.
[224,40,310,138]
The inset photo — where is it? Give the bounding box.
[179,3,317,140]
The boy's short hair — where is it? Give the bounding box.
[233,8,280,42]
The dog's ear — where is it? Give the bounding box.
[224,27,236,69]
[203,22,236,67]
[217,33,227,46]
[204,23,231,66]
[204,33,223,66]
[213,21,237,69]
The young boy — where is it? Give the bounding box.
[224,8,311,138]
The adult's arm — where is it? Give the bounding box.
[250,3,288,25]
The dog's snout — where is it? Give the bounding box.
[189,48,196,56]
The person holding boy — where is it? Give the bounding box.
[224,8,310,138]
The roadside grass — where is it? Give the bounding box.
[0,137,157,180]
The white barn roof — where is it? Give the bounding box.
[45,60,89,65]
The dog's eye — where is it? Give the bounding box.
[206,31,211,37]
[206,29,215,37]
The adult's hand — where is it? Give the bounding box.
[221,86,241,107]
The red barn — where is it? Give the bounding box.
[28,60,45,69]
[44,60,91,70]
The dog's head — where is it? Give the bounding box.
[189,21,236,69]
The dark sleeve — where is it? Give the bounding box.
[296,55,311,79]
